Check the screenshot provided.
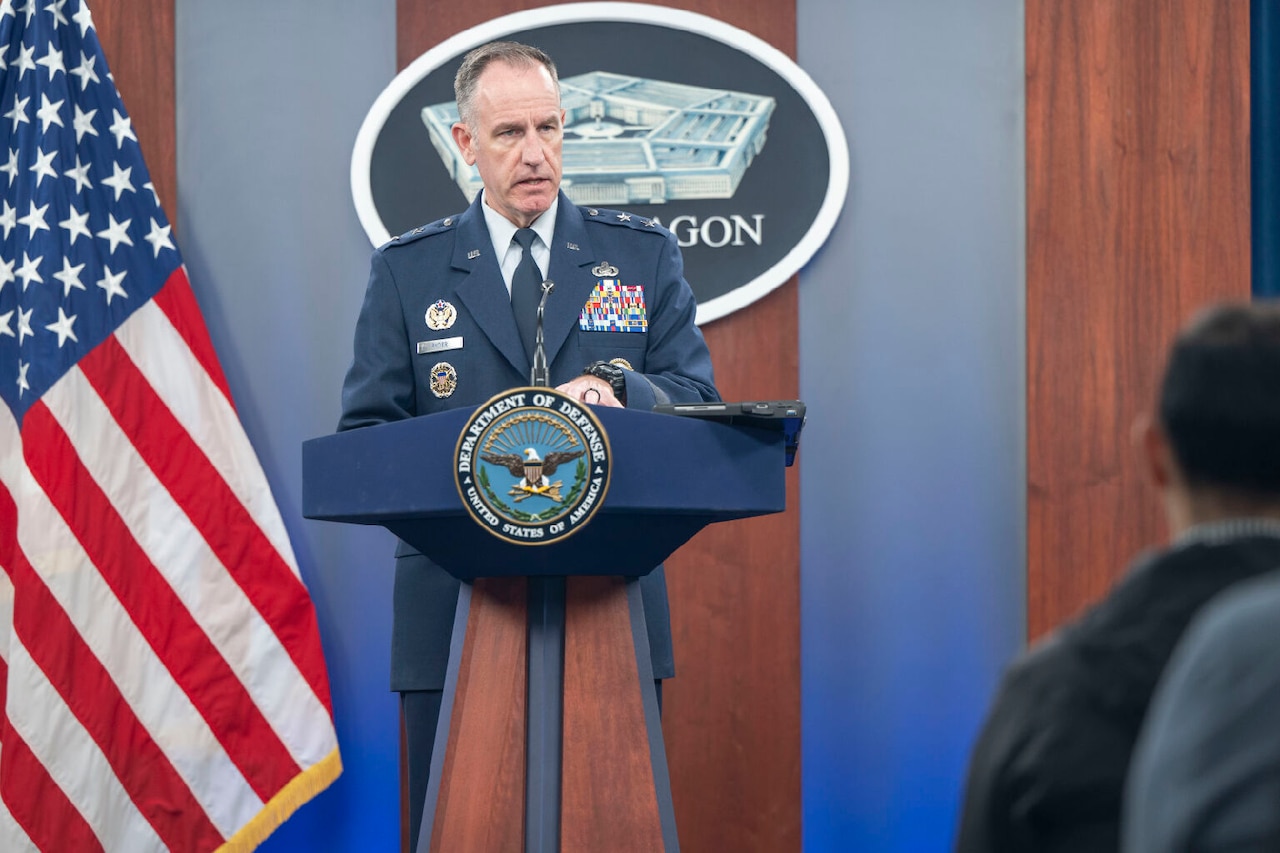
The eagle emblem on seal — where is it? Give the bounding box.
[481,446,585,503]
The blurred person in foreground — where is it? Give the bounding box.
[955,300,1280,853]
[1123,568,1280,852]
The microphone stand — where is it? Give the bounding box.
[531,280,554,386]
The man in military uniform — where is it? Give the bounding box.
[337,40,719,845]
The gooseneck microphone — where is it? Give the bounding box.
[531,280,554,386]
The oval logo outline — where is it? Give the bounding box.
[351,3,849,325]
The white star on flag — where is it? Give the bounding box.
[45,0,69,29]
[28,147,56,185]
[57,202,89,243]
[144,216,173,257]
[70,100,92,139]
[64,151,89,190]
[5,92,28,129]
[42,304,76,346]
[52,255,84,296]
[67,48,95,88]
[15,303,33,344]
[15,250,43,290]
[12,40,34,78]
[99,159,132,200]
[0,147,16,184]
[34,91,61,130]
[107,105,133,147]
[94,210,131,252]
[93,262,124,303]
[35,43,62,77]
[17,199,48,236]
[71,1,92,35]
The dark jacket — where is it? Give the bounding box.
[955,531,1280,853]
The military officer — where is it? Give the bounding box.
[337,39,719,846]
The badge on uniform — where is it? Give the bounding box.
[580,279,648,332]
[426,299,457,330]
[430,362,457,398]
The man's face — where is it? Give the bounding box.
[451,61,564,228]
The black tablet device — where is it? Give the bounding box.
[650,400,806,466]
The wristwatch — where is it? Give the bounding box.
[583,360,628,406]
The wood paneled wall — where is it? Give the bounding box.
[94,1,177,234]
[398,3,802,851]
[1026,0,1251,637]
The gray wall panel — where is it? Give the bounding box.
[175,3,400,849]
[797,1,1025,848]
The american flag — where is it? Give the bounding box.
[0,1,340,850]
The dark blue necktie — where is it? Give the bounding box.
[512,228,542,361]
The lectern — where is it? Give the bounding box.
[303,404,788,852]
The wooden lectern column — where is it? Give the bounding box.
[428,578,528,850]
[424,576,675,852]
[562,577,664,851]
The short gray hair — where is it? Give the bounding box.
[454,41,559,127]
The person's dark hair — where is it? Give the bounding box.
[454,41,559,127]
[1159,300,1280,497]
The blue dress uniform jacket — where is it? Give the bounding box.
[338,191,719,692]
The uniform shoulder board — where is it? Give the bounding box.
[383,214,460,249]
[580,205,666,234]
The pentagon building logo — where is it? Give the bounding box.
[421,72,776,207]
[352,3,848,323]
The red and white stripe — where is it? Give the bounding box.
[0,268,339,851]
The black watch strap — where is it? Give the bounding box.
[583,360,627,406]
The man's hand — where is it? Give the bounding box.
[557,375,623,407]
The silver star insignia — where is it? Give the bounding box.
[617,213,631,222]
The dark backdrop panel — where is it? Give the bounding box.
[1026,0,1251,637]
[95,0,177,233]
[397,2,802,851]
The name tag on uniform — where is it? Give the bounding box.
[417,336,463,355]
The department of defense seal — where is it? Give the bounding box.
[455,388,611,545]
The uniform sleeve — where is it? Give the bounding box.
[622,229,719,410]
[337,248,417,430]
